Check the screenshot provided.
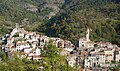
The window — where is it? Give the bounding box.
[82,45,84,47]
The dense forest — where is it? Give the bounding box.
[0,0,64,35]
[44,0,120,46]
[0,0,120,46]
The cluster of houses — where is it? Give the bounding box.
[0,24,120,70]
[78,28,120,71]
[80,42,120,67]
[0,24,76,67]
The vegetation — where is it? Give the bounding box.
[0,0,64,35]
[0,0,120,46]
[109,66,120,71]
[43,0,120,46]
[0,44,74,71]
[0,0,120,70]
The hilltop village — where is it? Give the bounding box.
[0,24,120,71]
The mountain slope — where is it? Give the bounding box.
[0,0,120,46]
[43,0,120,46]
[0,0,65,35]
[0,0,64,23]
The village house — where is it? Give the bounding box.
[96,42,118,48]
[79,28,94,49]
[60,49,69,56]
[3,24,120,69]
[39,35,49,43]
[50,37,61,47]
[19,32,26,38]
[79,37,87,48]
[57,39,64,48]
[60,47,74,56]
[90,52,106,65]
[25,33,38,43]
[16,41,30,51]
[64,40,74,48]
[86,41,95,48]
[84,56,97,68]
[24,48,33,54]
[115,48,120,62]
[27,48,41,56]
[27,47,41,60]
[38,35,49,48]
[5,44,13,52]
[7,37,14,44]
[31,41,38,48]
[66,54,77,67]
[10,46,16,52]
[10,23,25,37]
[84,46,120,68]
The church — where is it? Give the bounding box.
[79,28,94,49]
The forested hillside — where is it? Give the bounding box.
[44,0,120,46]
[0,0,120,46]
[0,0,64,35]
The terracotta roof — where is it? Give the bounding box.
[7,38,12,40]
[16,42,28,45]
[104,48,112,51]
[90,52,105,55]
[105,54,112,56]
[116,48,120,51]
[81,51,89,55]
[20,52,28,55]
[6,44,12,47]
[11,46,16,48]
[79,69,84,71]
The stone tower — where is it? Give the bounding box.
[15,23,19,30]
[86,28,90,42]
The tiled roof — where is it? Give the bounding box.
[11,46,16,48]
[90,52,105,55]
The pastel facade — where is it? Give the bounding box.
[16,41,30,51]
[67,55,77,67]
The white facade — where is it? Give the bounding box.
[64,47,74,52]
[56,40,64,48]
[79,38,87,48]
[40,36,49,43]
[24,48,33,53]
[7,37,14,44]
[84,56,97,68]
[35,48,41,55]
[11,47,16,52]
[19,33,25,38]
[10,28,18,37]
[28,48,41,56]
[16,41,30,51]
[86,28,90,42]
[67,55,77,67]
[25,34,30,39]
[31,42,37,48]
[86,42,94,48]
[61,47,74,56]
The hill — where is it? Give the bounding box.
[0,0,120,46]
[43,0,120,46]
[0,0,64,35]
